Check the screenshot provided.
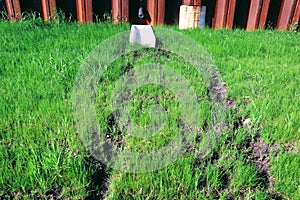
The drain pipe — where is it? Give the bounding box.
[138,0,144,19]
[138,6,144,19]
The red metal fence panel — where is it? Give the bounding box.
[49,0,56,21]
[194,0,201,6]
[182,0,201,6]
[5,0,14,21]
[182,0,193,6]
[85,0,93,22]
[112,0,129,24]
[41,0,49,21]
[112,0,121,23]
[75,0,94,23]
[292,0,300,26]
[258,0,271,29]
[76,0,85,23]
[147,0,158,25]
[277,0,298,30]
[214,0,229,29]
[157,0,166,25]
[246,0,262,30]
[147,0,165,25]
[5,0,21,21]
[226,0,237,29]
[12,0,21,20]
[121,0,129,22]
[2,0,299,29]
[41,0,56,22]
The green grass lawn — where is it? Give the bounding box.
[0,20,299,199]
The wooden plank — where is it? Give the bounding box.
[292,0,300,25]
[277,0,297,30]
[246,0,262,30]
[258,0,271,29]
[214,0,229,29]
[157,0,165,25]
[12,0,21,20]
[112,0,121,23]
[85,0,93,22]
[5,0,15,21]
[226,0,237,29]
[49,0,57,22]
[76,0,85,22]
[147,0,158,25]
[121,0,129,22]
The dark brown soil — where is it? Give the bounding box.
[252,138,280,174]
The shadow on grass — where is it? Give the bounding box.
[85,156,110,200]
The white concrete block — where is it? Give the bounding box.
[179,5,201,30]
[130,25,156,48]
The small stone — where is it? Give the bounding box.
[243,118,251,126]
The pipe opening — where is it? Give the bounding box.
[138,6,144,18]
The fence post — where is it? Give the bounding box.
[214,0,229,29]
[12,0,21,20]
[291,0,300,27]
[85,0,93,22]
[112,0,121,23]
[258,0,270,29]
[157,0,165,25]
[246,0,262,30]
[41,0,50,21]
[49,0,56,21]
[112,0,129,24]
[41,0,57,22]
[193,0,201,5]
[121,0,129,22]
[5,0,15,21]
[76,0,85,22]
[182,0,193,5]
[226,0,237,29]
[277,0,297,30]
[147,0,157,25]
[182,0,201,6]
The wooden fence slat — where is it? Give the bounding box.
[258,0,270,29]
[147,0,158,25]
[12,0,21,20]
[157,0,165,25]
[49,0,57,22]
[226,0,236,29]
[277,0,297,30]
[121,0,129,22]
[246,0,262,30]
[41,0,50,21]
[292,0,300,25]
[85,0,93,22]
[5,0,15,21]
[112,0,121,23]
[214,0,229,29]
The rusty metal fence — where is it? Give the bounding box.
[1,0,299,30]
